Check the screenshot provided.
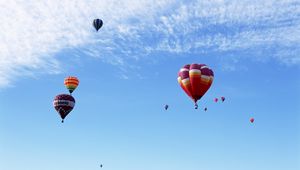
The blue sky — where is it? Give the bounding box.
[0,0,299,170]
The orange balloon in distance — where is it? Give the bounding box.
[64,76,79,94]
[178,63,214,109]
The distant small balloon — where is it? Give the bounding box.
[204,107,207,111]
[214,98,218,102]
[93,19,103,31]
[250,118,254,123]
[164,104,169,110]
[64,76,79,94]
[221,96,225,102]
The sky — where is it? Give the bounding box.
[0,0,299,170]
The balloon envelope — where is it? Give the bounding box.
[177,64,214,107]
[53,94,75,121]
[64,76,79,94]
[221,96,225,102]
[214,98,218,102]
[93,19,103,31]
[250,118,254,123]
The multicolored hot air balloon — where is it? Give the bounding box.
[93,19,103,31]
[214,98,218,102]
[53,94,76,123]
[221,96,225,102]
[250,118,254,123]
[64,76,79,94]
[178,63,214,109]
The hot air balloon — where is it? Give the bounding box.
[53,94,76,123]
[221,96,225,102]
[214,98,218,102]
[178,64,214,109]
[93,19,103,31]
[64,76,79,94]
[165,104,169,110]
[100,164,103,168]
[204,107,207,111]
[250,118,254,123]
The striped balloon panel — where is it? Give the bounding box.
[53,94,75,119]
[178,64,193,99]
[178,63,214,102]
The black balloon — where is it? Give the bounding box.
[93,19,103,31]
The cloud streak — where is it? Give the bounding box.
[0,0,299,87]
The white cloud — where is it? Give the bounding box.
[0,0,299,87]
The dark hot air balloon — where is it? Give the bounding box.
[53,94,75,123]
[93,19,103,31]
[178,64,214,109]
[165,104,169,110]
[214,98,218,102]
[221,96,225,102]
[250,118,254,123]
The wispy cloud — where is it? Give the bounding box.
[0,0,299,87]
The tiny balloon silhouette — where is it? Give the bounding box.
[221,96,225,102]
[204,107,207,111]
[214,98,218,102]
[250,118,254,123]
[164,104,169,110]
[93,19,103,31]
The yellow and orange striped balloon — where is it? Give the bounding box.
[64,76,79,94]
